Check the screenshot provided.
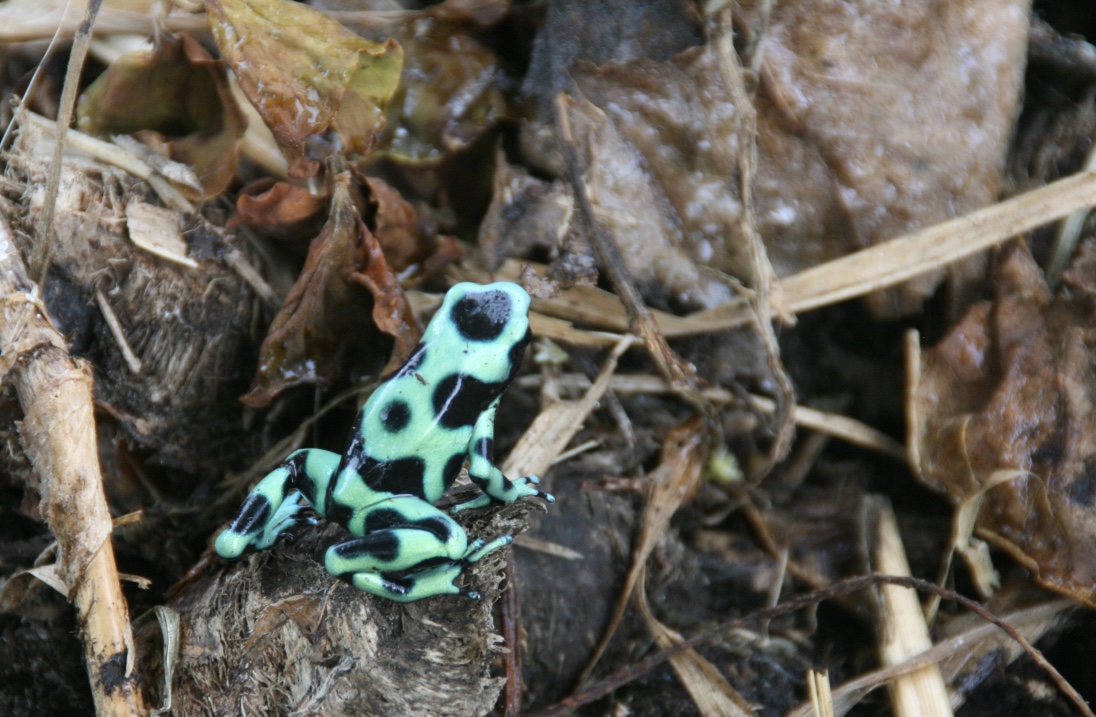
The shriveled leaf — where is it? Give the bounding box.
[76,34,246,199]
[478,151,573,271]
[229,178,329,245]
[563,50,745,309]
[206,0,403,178]
[242,173,416,406]
[379,20,509,164]
[754,0,1029,317]
[912,243,1096,606]
[357,175,435,272]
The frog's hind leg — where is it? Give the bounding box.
[350,564,470,602]
[325,494,513,601]
[215,448,341,559]
[347,535,513,602]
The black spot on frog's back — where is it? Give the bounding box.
[1066,457,1096,506]
[356,454,429,499]
[380,400,411,433]
[432,374,504,429]
[452,290,512,341]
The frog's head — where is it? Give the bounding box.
[433,282,532,352]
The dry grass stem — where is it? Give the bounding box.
[0,216,146,715]
[0,2,207,43]
[786,598,1075,717]
[872,501,953,717]
[94,289,143,374]
[807,670,835,717]
[576,418,711,688]
[515,373,906,460]
[501,336,633,480]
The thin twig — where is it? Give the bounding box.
[32,0,103,284]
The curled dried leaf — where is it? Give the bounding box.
[206,0,403,177]
[229,178,329,245]
[77,34,246,199]
[242,173,416,406]
[913,243,1096,606]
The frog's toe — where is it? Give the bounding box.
[214,529,253,560]
[459,587,482,600]
[540,491,556,503]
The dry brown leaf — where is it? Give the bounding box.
[242,173,416,406]
[357,175,436,272]
[76,33,247,199]
[564,49,746,309]
[912,242,1096,606]
[206,0,403,178]
[378,19,510,165]
[229,178,330,244]
[755,0,1030,316]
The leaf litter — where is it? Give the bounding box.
[2,1,1096,716]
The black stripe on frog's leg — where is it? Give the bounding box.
[474,437,493,461]
[364,508,453,544]
[432,374,505,429]
[379,572,415,596]
[330,532,401,563]
[227,493,271,536]
[451,290,513,342]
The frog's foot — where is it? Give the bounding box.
[461,534,512,564]
[216,491,314,558]
[451,476,554,513]
[253,495,316,550]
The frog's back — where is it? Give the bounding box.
[339,282,532,503]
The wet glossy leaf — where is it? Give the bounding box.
[242,173,416,406]
[206,0,403,178]
[77,34,246,199]
[913,244,1096,606]
[379,18,509,165]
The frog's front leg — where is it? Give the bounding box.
[215,448,341,559]
[452,400,554,513]
[325,495,512,601]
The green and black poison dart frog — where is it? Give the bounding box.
[215,282,553,602]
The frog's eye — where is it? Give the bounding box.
[450,290,512,341]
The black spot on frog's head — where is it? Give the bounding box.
[380,400,411,433]
[451,289,513,342]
